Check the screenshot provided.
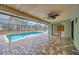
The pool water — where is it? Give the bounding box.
[7,32,42,41]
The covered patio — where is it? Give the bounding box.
[0,4,79,55]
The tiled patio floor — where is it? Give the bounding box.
[0,34,79,55]
[38,36,79,55]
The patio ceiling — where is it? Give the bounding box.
[0,4,78,24]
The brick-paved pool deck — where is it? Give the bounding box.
[0,32,48,55]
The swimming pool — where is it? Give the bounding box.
[7,32,42,41]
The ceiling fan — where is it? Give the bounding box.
[43,11,62,20]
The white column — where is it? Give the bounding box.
[48,23,53,39]
[64,21,71,38]
[74,17,79,51]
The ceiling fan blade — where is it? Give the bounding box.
[43,17,49,20]
[43,17,48,18]
[46,17,50,20]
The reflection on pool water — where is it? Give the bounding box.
[7,32,43,41]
